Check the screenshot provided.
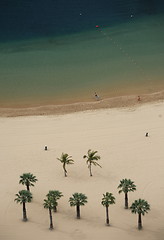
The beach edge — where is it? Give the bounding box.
[0,90,164,117]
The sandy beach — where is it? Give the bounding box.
[0,100,164,240]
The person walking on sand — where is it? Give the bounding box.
[94,92,100,101]
[138,96,141,101]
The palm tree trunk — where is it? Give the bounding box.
[63,164,67,177]
[106,206,109,225]
[49,208,54,230]
[138,213,142,230]
[26,184,30,192]
[23,202,27,221]
[89,163,92,177]
[125,192,128,209]
[76,205,80,219]
[53,206,57,212]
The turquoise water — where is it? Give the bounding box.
[0,14,164,107]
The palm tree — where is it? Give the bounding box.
[46,190,63,212]
[14,190,32,221]
[43,197,56,230]
[118,178,136,209]
[101,192,116,226]
[130,199,150,230]
[69,193,88,219]
[19,173,38,192]
[83,149,101,176]
[57,153,74,177]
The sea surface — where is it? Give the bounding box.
[0,0,164,107]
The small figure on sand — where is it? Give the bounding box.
[145,132,149,137]
[44,145,48,151]
[94,92,100,101]
[137,96,141,101]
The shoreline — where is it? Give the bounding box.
[0,90,164,117]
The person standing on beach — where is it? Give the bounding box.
[94,92,100,101]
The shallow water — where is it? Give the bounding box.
[0,14,163,107]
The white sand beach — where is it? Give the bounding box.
[0,101,164,240]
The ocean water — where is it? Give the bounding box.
[0,0,164,107]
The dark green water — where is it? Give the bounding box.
[0,14,164,107]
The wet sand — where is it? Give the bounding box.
[0,90,164,117]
